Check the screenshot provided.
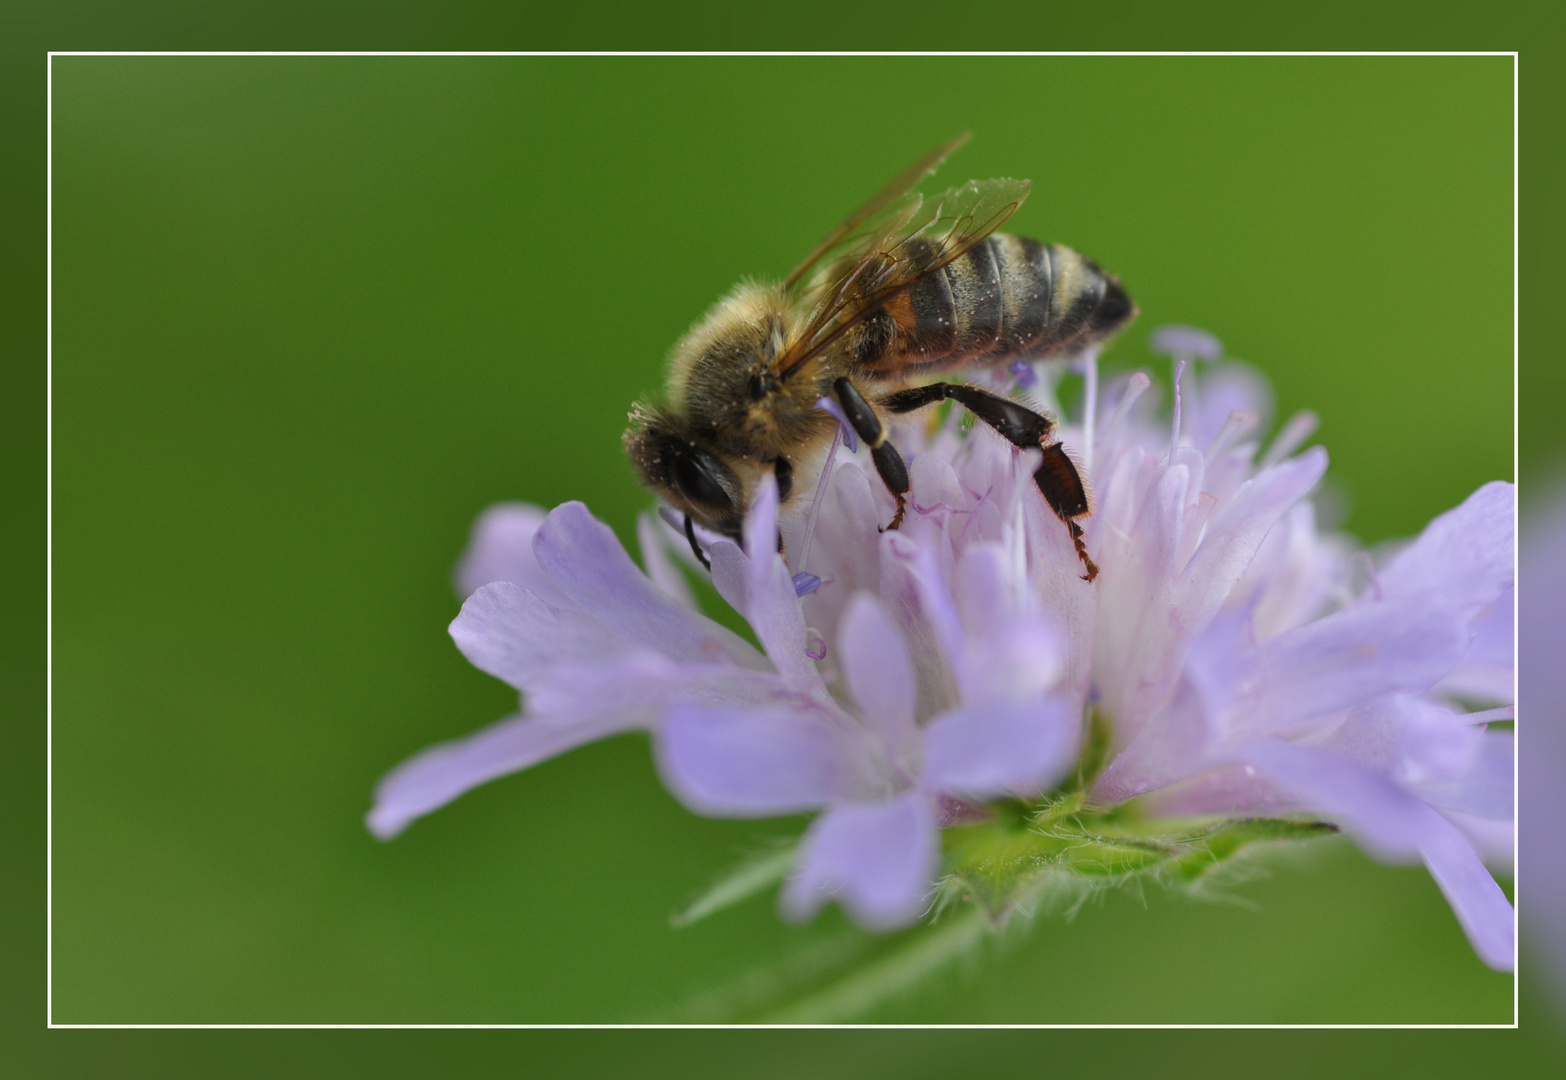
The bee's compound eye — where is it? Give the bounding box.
[673,448,733,512]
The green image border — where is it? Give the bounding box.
[11,0,1563,1074]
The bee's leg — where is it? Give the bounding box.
[773,457,792,555]
[833,377,909,530]
[883,383,1099,581]
[683,514,712,571]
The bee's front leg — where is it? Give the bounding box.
[831,377,909,531]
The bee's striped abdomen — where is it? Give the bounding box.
[943,235,1005,357]
[994,236,1054,355]
[847,234,1134,379]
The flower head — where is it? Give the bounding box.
[368,335,1514,971]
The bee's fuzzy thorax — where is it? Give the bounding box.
[662,281,789,411]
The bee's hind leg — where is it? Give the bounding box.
[1037,443,1100,583]
[883,382,1099,581]
[832,377,909,531]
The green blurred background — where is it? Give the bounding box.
[51,56,1513,1023]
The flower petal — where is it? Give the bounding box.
[1407,729,1514,822]
[838,593,917,739]
[744,470,782,564]
[453,503,566,604]
[1306,694,1512,820]
[656,704,850,817]
[742,476,828,695]
[922,695,1079,798]
[1137,761,1303,818]
[1445,810,1514,871]
[1091,456,1194,730]
[908,450,967,518]
[1100,595,1474,806]
[954,542,1028,632]
[1092,675,1216,803]
[1241,596,1472,735]
[532,502,762,668]
[1240,738,1514,972]
[449,582,624,691]
[956,620,1066,709]
[1380,481,1515,622]
[707,539,749,618]
[901,536,965,673]
[1233,500,1350,641]
[1176,447,1329,631]
[780,791,937,929]
[525,653,788,728]
[1095,446,1324,742]
[949,544,1066,703]
[367,710,636,839]
[1435,585,1514,704]
[815,459,884,594]
[637,512,697,609]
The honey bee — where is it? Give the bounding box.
[624,135,1135,582]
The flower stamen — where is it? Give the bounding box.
[1204,409,1259,465]
[1260,409,1320,468]
[1103,371,1151,450]
[792,572,824,597]
[793,419,842,583]
[1080,346,1100,471]
[1167,358,1187,461]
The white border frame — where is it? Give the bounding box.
[45,48,1515,1026]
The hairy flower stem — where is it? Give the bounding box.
[757,906,991,1023]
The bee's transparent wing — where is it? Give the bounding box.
[783,134,970,292]
[775,176,1032,382]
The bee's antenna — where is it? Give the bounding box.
[683,514,711,571]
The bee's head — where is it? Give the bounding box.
[624,407,745,540]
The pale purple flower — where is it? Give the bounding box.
[1085,366,1514,971]
[367,334,1514,970]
